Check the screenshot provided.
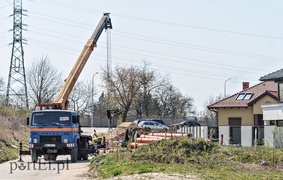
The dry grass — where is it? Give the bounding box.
[0,113,30,163]
[0,114,29,141]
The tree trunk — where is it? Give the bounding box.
[122,108,129,122]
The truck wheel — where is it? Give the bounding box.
[44,154,50,161]
[50,155,57,161]
[82,153,88,160]
[71,147,78,163]
[77,152,81,160]
[31,149,38,163]
[82,141,88,160]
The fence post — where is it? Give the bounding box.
[18,141,24,162]
[254,127,257,150]
[103,136,106,153]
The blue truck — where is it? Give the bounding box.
[27,13,112,163]
[28,110,92,162]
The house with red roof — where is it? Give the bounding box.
[208,81,278,126]
[207,81,278,145]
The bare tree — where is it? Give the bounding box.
[26,56,62,108]
[68,80,91,113]
[102,63,155,122]
[134,74,168,118]
[152,84,194,119]
[203,94,223,120]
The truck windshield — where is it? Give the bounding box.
[32,112,71,126]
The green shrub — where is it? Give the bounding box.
[131,137,216,164]
[90,138,283,179]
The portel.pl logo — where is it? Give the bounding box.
[10,159,69,174]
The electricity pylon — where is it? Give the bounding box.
[6,0,28,109]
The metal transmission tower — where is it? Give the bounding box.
[6,0,28,108]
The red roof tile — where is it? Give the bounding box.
[207,81,278,109]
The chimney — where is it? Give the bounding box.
[242,82,249,90]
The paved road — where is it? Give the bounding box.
[0,127,109,180]
[1,155,91,180]
[81,127,109,136]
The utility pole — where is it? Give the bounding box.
[6,0,28,109]
[91,72,98,127]
[106,25,112,79]
[224,78,231,98]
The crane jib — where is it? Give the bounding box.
[92,14,113,42]
[39,13,113,110]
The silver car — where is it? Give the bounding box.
[138,121,169,131]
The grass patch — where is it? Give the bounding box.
[0,143,18,163]
[0,108,30,164]
[0,105,30,116]
[90,137,283,179]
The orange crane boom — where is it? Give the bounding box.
[37,13,112,110]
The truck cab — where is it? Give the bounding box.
[28,110,82,162]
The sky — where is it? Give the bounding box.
[1,0,283,114]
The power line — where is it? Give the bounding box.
[26,32,263,75]
[0,13,10,22]
[24,23,276,76]
[116,13,283,40]
[110,43,278,72]
[27,41,258,84]
[0,3,12,9]
[5,2,280,83]
[26,36,267,80]
[32,0,283,40]
[32,0,101,14]
[25,12,283,63]
[25,24,283,74]
[113,31,283,61]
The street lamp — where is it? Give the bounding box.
[91,72,98,127]
[224,78,231,98]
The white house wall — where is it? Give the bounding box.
[274,127,283,147]
[264,126,276,147]
[264,126,283,148]
[219,126,230,145]
[241,126,253,147]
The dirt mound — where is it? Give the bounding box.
[106,122,139,148]
[107,122,138,140]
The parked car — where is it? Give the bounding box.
[133,119,165,126]
[150,119,165,125]
[138,121,169,131]
[179,120,200,126]
[133,119,143,125]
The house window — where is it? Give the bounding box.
[236,93,253,100]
